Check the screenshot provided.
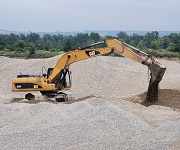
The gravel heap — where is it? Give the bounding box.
[0,55,180,149]
[1,98,179,150]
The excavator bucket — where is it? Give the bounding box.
[146,63,166,102]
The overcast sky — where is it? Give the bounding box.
[0,0,180,32]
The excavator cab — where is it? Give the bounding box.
[54,68,72,90]
[46,67,72,90]
[47,68,54,78]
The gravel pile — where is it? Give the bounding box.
[70,56,149,99]
[0,55,180,149]
[1,98,179,150]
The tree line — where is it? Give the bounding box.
[0,31,180,58]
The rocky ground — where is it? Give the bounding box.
[0,55,180,150]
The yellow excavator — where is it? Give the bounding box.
[12,39,166,102]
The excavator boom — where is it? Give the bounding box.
[48,47,112,83]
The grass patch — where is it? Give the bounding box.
[30,50,60,58]
[0,50,63,58]
[143,49,180,58]
[0,48,179,59]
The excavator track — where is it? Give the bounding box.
[40,91,75,102]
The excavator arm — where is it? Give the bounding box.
[106,39,166,81]
[105,39,166,102]
[106,39,145,63]
[12,39,166,102]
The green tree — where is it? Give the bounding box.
[117,31,128,42]
[27,44,36,57]
[168,44,180,52]
[137,41,144,49]
[131,33,142,46]
[150,40,159,49]
[143,31,160,47]
[90,33,100,42]
[162,37,170,49]
[63,39,72,52]
[26,33,40,43]
[154,31,159,39]
[16,40,27,48]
